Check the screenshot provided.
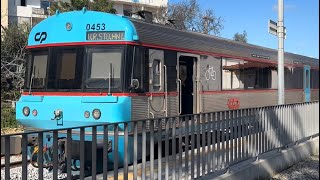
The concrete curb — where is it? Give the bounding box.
[200,136,319,180]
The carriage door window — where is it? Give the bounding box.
[303,65,311,102]
[306,70,310,89]
[149,49,164,92]
[153,59,161,88]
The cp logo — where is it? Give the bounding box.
[34,32,47,43]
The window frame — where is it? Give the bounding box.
[24,48,49,90]
[221,58,277,90]
[128,46,148,93]
[46,47,84,91]
[84,45,125,92]
[152,59,162,88]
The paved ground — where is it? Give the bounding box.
[271,154,319,180]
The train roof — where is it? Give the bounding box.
[130,18,319,68]
[27,10,319,68]
[27,9,138,46]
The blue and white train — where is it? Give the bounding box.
[16,8,319,173]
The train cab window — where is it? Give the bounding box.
[27,54,48,89]
[85,48,122,91]
[47,48,83,89]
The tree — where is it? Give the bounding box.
[49,0,116,15]
[1,23,30,95]
[154,0,223,35]
[233,30,248,43]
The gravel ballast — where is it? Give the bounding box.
[1,155,67,180]
[2,154,319,179]
[1,164,67,180]
[271,154,319,180]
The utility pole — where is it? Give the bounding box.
[277,0,285,105]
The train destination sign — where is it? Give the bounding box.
[86,31,125,41]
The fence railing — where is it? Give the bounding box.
[1,102,319,180]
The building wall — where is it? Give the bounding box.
[113,4,124,15]
[113,0,168,8]
[9,0,43,17]
[6,0,168,26]
[1,0,9,28]
[7,0,48,27]
[26,0,41,8]
[113,0,168,21]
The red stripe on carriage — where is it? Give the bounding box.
[200,89,306,94]
[21,92,178,96]
[26,41,139,49]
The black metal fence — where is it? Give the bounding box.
[1,102,319,180]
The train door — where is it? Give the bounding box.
[303,65,311,102]
[148,49,166,118]
[177,53,200,115]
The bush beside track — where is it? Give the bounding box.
[1,91,23,134]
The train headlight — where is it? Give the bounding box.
[23,106,30,116]
[92,109,101,120]
[32,109,38,116]
[84,111,90,118]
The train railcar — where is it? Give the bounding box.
[15,8,319,174]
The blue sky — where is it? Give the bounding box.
[169,0,319,59]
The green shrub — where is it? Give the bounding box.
[1,107,19,129]
[1,90,20,102]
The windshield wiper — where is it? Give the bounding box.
[108,63,113,96]
[28,67,35,95]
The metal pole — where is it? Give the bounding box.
[278,0,285,104]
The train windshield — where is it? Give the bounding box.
[47,47,84,89]
[25,46,124,92]
[25,51,49,89]
[85,47,123,90]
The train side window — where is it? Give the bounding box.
[311,70,319,89]
[288,67,303,89]
[222,58,275,90]
[222,58,244,89]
